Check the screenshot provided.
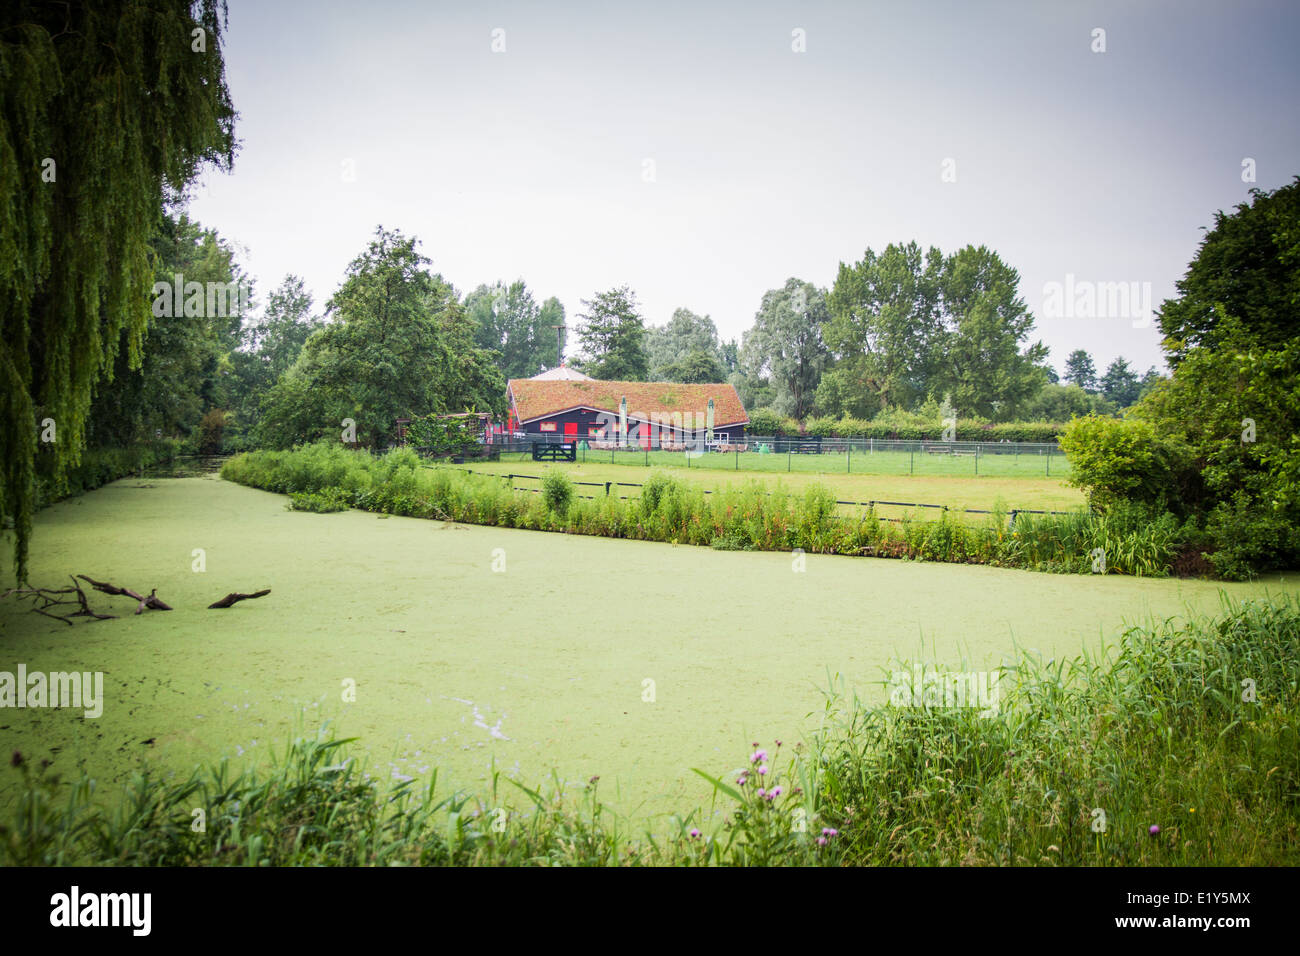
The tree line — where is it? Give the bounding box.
[2,1,1293,581]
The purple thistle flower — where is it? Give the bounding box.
[689,828,701,839]
[1149,824,1160,836]
[822,828,838,837]
[757,764,768,775]
[770,786,783,798]
[750,749,767,764]
[756,787,766,798]
[816,836,827,847]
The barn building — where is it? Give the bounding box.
[506,378,749,447]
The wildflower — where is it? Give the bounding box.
[689,828,701,839]
[816,836,827,847]
[821,828,838,838]
[770,786,783,798]
[1149,825,1160,836]
[750,749,767,763]
[737,774,747,787]
[756,788,766,798]
[757,764,768,775]
[774,740,782,748]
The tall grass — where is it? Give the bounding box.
[808,595,1300,865]
[4,599,1296,866]
[221,443,1196,577]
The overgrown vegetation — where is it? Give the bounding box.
[1058,178,1300,580]
[222,443,1197,577]
[6,599,1295,866]
[287,488,351,513]
[34,441,180,509]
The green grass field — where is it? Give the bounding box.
[492,444,1071,480]
[3,474,1296,830]
[444,457,1086,519]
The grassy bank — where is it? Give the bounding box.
[221,443,1189,577]
[6,598,1296,866]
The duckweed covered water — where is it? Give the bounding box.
[3,476,1297,825]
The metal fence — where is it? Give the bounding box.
[507,434,1063,456]
[419,436,1068,476]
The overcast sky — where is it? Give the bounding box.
[188,0,1300,377]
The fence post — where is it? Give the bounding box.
[975,445,979,476]
[1009,509,1017,530]
[910,449,914,474]
[847,445,851,473]
[735,448,738,471]
[645,446,648,467]
[787,450,791,472]
[1046,451,1051,477]
[605,481,611,496]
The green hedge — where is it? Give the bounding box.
[746,409,1065,442]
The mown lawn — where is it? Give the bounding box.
[442,457,1086,518]
[3,475,1296,831]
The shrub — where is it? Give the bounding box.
[288,488,351,513]
[541,471,574,516]
[1204,490,1297,580]
[1059,416,1190,514]
[709,532,753,551]
[638,472,682,516]
[197,409,230,454]
[747,408,798,436]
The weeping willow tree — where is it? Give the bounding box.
[0,1,236,581]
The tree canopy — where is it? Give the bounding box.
[742,279,830,420]
[1158,175,1300,365]
[256,228,504,449]
[465,280,562,379]
[825,244,1045,420]
[1,0,237,580]
[646,308,726,381]
[574,286,649,380]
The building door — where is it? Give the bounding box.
[564,421,578,443]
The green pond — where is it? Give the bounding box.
[3,475,1298,827]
